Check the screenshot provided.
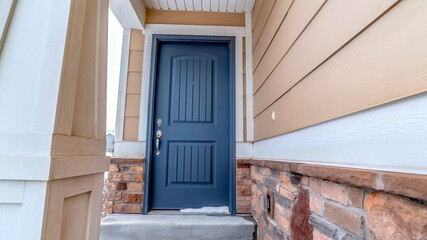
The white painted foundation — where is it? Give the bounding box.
[254,92,427,175]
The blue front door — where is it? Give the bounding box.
[150,38,233,210]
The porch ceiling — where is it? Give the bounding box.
[144,0,255,13]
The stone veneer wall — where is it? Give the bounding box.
[102,158,426,240]
[247,159,427,240]
[103,158,252,214]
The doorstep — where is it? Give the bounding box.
[100,214,257,240]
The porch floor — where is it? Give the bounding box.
[100,214,257,240]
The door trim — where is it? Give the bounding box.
[143,35,236,215]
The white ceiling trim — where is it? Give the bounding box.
[145,0,255,12]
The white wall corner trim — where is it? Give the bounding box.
[138,32,153,141]
[244,13,254,142]
[115,29,131,141]
[236,36,244,142]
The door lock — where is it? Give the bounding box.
[155,130,162,155]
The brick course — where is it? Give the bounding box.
[309,196,322,215]
[313,228,331,240]
[320,181,348,205]
[103,158,145,214]
[347,187,364,209]
[236,160,252,213]
[103,158,253,215]
[323,202,363,237]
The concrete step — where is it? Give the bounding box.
[100,214,257,240]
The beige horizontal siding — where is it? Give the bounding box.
[253,0,427,140]
[123,30,144,141]
[126,72,142,94]
[252,0,326,91]
[252,0,292,57]
[253,0,398,116]
[251,0,264,31]
[123,117,139,141]
[251,0,276,50]
[146,10,245,26]
[124,95,141,117]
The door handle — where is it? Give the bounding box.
[155,130,162,155]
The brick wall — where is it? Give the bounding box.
[236,160,252,213]
[104,158,145,214]
[249,160,427,240]
[103,158,252,215]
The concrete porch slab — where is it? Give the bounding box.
[100,214,257,240]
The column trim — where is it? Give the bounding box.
[114,29,131,141]
[236,36,244,142]
[245,13,254,142]
[138,32,153,144]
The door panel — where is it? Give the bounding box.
[167,142,213,184]
[170,56,214,123]
[150,41,231,210]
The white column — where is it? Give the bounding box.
[0,0,109,239]
[114,29,131,141]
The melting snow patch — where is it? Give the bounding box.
[180,206,229,214]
